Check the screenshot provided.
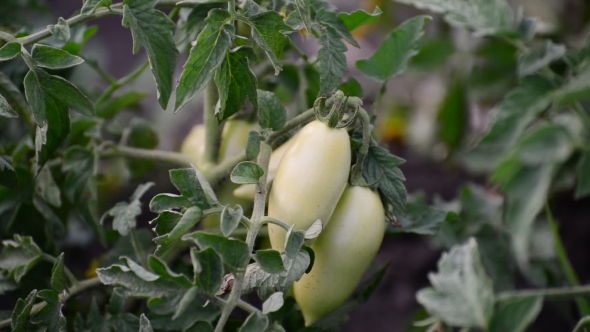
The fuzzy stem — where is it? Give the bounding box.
[350,107,371,186]
[496,284,590,301]
[95,60,150,107]
[214,142,272,332]
[203,82,222,165]
[0,31,16,42]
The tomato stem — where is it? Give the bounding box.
[203,82,223,165]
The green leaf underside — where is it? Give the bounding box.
[123,0,179,109]
[215,46,258,121]
[417,238,494,329]
[243,10,292,75]
[357,15,430,82]
[175,9,233,112]
[31,44,84,70]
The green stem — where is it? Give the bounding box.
[131,229,149,268]
[496,284,590,301]
[370,81,387,115]
[545,202,590,315]
[82,56,117,85]
[42,253,78,285]
[214,142,272,332]
[100,144,193,165]
[203,82,222,166]
[260,216,291,230]
[0,31,16,42]
[350,107,371,186]
[95,60,150,107]
[0,277,102,329]
[573,316,590,332]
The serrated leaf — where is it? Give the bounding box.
[11,289,37,332]
[215,46,258,121]
[338,7,382,32]
[416,238,494,328]
[0,93,18,119]
[35,166,61,207]
[395,0,513,37]
[122,0,179,109]
[231,161,264,184]
[175,9,233,112]
[243,11,292,75]
[153,206,203,256]
[182,232,250,272]
[255,249,285,273]
[51,253,66,292]
[0,42,21,61]
[488,296,543,332]
[357,15,430,82]
[284,227,305,258]
[240,312,269,332]
[31,44,84,69]
[30,289,66,331]
[363,145,407,213]
[576,151,590,200]
[316,8,359,48]
[139,314,154,332]
[191,248,223,294]
[221,205,243,237]
[0,72,31,122]
[81,0,113,15]
[257,90,287,130]
[242,249,310,300]
[150,168,217,214]
[262,292,284,314]
[101,183,153,236]
[318,27,347,95]
[0,235,42,282]
[0,157,17,188]
[294,0,312,32]
[518,41,565,77]
[246,130,264,160]
[48,17,70,42]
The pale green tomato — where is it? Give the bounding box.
[294,185,386,326]
[232,136,294,200]
[267,120,351,251]
[179,120,257,228]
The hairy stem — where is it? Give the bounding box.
[42,253,78,285]
[0,31,16,42]
[204,82,222,166]
[95,60,150,107]
[496,284,590,301]
[214,142,272,332]
[545,203,590,315]
[0,277,101,329]
[350,107,371,186]
[101,145,193,165]
[573,316,590,332]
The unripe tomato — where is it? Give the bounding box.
[267,120,351,251]
[180,120,257,228]
[232,136,294,200]
[294,185,386,326]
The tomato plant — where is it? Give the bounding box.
[1,0,590,331]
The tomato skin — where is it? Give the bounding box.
[294,185,386,326]
[267,120,351,251]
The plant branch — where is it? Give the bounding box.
[0,31,16,42]
[100,144,194,165]
[42,253,78,285]
[573,316,590,332]
[95,60,150,107]
[496,284,590,301]
[204,82,222,166]
[214,142,272,332]
[260,216,291,230]
[131,228,149,268]
[82,56,117,85]
[0,277,101,329]
[545,202,590,315]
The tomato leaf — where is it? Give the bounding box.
[191,248,223,294]
[182,232,250,273]
[215,46,258,121]
[488,296,543,332]
[246,130,264,160]
[122,0,178,109]
[337,7,382,32]
[50,252,66,292]
[241,10,292,75]
[255,249,285,274]
[338,77,363,97]
[139,314,154,332]
[357,15,430,82]
[81,0,113,15]
[258,90,287,131]
[31,44,84,70]
[0,42,22,61]
[35,167,61,207]
[0,235,42,282]
[416,238,494,329]
[262,292,284,314]
[30,289,66,331]
[101,182,154,236]
[10,289,37,332]
[239,312,269,332]
[518,41,565,77]
[0,157,17,188]
[48,17,70,42]
[316,8,359,48]
[0,72,32,122]
[552,67,590,107]
[231,161,265,184]
[388,203,450,235]
[175,9,233,112]
[284,227,305,258]
[221,205,243,237]
[150,167,218,213]
[317,27,347,95]
[293,0,312,32]
[395,0,513,37]
[363,145,407,214]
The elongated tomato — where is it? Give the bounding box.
[267,120,351,251]
[294,185,386,326]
